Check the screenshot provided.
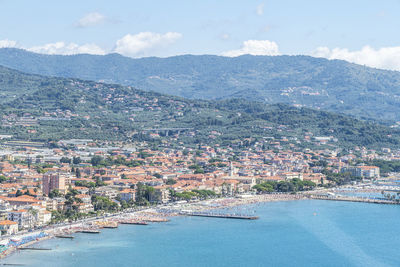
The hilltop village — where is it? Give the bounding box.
[0,138,387,236]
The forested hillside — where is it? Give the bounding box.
[0,64,399,149]
[1,48,400,121]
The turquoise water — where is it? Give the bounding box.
[2,200,400,267]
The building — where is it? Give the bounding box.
[149,187,171,204]
[94,187,119,199]
[341,166,380,179]
[0,220,18,235]
[42,172,66,196]
[7,210,34,229]
[357,166,380,179]
[119,189,136,202]
[281,172,303,181]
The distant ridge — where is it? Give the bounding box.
[1,48,400,121]
[0,63,399,149]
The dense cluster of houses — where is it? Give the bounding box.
[0,139,383,236]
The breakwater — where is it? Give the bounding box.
[180,212,259,220]
[307,194,400,205]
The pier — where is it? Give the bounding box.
[18,247,51,251]
[102,225,118,229]
[55,235,74,239]
[119,220,148,225]
[78,230,101,234]
[143,218,170,223]
[94,220,118,229]
[180,212,259,220]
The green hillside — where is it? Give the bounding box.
[0,65,399,149]
[1,48,400,121]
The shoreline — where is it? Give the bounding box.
[0,193,301,261]
[1,187,396,262]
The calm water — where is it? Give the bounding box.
[2,200,400,267]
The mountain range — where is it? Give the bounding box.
[0,64,399,149]
[1,48,400,121]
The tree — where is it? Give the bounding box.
[75,168,81,178]
[166,178,177,185]
[145,186,155,202]
[60,157,71,164]
[135,182,150,205]
[91,155,103,166]
[15,189,23,197]
[95,177,106,187]
[194,168,204,174]
[73,156,82,165]
[0,175,8,183]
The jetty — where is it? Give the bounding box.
[79,229,101,234]
[102,225,118,229]
[55,235,74,239]
[308,194,400,205]
[119,220,148,225]
[18,247,51,251]
[180,212,259,220]
[143,218,170,223]
[94,220,118,229]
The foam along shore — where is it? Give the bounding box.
[0,193,302,260]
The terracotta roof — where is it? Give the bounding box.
[0,220,17,225]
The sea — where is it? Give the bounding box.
[2,199,399,267]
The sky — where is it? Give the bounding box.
[1,0,400,70]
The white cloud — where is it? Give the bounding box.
[27,42,106,55]
[256,3,264,15]
[76,12,106,28]
[222,40,280,57]
[313,45,400,71]
[114,32,182,57]
[0,39,17,48]
[0,32,183,57]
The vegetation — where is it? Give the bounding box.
[48,189,61,198]
[322,170,361,186]
[3,49,400,121]
[170,189,216,201]
[91,195,118,212]
[0,63,400,149]
[74,180,96,188]
[135,183,155,205]
[0,175,9,183]
[253,179,316,193]
[166,178,177,185]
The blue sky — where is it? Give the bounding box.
[1,0,400,70]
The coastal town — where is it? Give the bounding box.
[0,136,399,259]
